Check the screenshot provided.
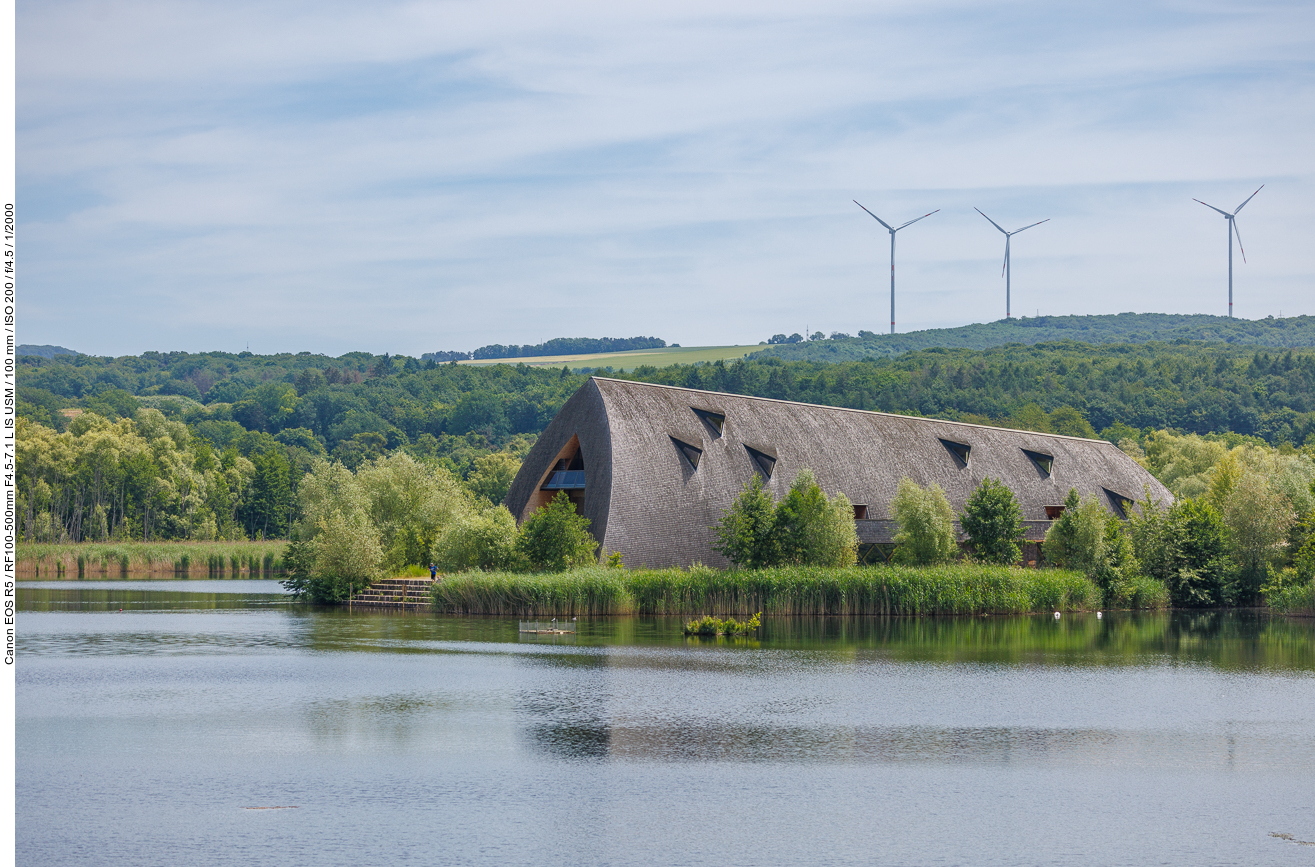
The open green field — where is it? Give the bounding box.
[459,344,767,371]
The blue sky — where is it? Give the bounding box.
[18,0,1315,357]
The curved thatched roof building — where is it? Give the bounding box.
[505,377,1171,569]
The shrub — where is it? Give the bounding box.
[515,491,599,571]
[434,505,521,572]
[712,474,780,568]
[1131,496,1229,607]
[1044,490,1103,573]
[466,452,521,505]
[960,478,1025,566]
[774,469,857,567]
[281,509,386,603]
[1045,489,1141,603]
[1220,470,1297,604]
[683,612,761,636]
[1264,578,1315,615]
[891,478,957,565]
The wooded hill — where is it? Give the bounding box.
[759,313,1315,362]
[19,338,1315,458]
[16,337,1315,547]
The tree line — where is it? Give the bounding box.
[422,335,668,362]
[887,428,1315,607]
[16,339,1315,549]
[757,313,1315,362]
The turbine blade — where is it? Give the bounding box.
[1194,198,1232,218]
[1234,184,1264,214]
[976,208,1008,234]
[1011,218,1050,234]
[896,209,940,231]
[1002,237,1009,277]
[1233,219,1247,263]
[854,200,894,231]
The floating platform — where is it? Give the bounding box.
[519,620,576,634]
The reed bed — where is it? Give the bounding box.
[1266,580,1315,616]
[430,565,1104,617]
[17,541,287,579]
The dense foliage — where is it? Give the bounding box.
[15,335,1315,610]
[959,478,1026,566]
[632,342,1315,446]
[514,491,600,571]
[464,336,666,360]
[430,564,1102,616]
[890,479,957,565]
[714,470,857,568]
[758,313,1315,362]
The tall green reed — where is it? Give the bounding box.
[431,565,1105,617]
[17,541,287,578]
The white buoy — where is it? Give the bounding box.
[1054,611,1061,619]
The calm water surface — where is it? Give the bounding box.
[17,581,1315,866]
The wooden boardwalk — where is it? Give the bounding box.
[348,577,436,611]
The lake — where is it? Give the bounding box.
[16,580,1315,866]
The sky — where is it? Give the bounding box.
[17,0,1315,357]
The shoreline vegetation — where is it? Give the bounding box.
[428,564,1149,617]
[17,541,287,578]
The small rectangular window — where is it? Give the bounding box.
[853,504,869,520]
[542,470,586,490]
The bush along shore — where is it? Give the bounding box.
[428,564,1153,618]
[17,541,287,579]
[1266,581,1315,616]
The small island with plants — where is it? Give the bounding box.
[684,612,762,636]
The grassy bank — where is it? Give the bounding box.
[17,541,287,579]
[430,565,1120,617]
[1266,581,1315,616]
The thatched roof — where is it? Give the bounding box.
[504,377,1171,569]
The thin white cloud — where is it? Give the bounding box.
[17,0,1315,355]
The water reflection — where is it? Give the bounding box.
[19,581,1315,672]
[18,583,1315,867]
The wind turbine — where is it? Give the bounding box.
[975,209,1049,320]
[1194,185,1263,318]
[854,201,939,334]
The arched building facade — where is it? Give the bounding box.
[504,377,1171,569]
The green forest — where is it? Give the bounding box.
[15,334,1315,551]
[758,312,1315,361]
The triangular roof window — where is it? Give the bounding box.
[940,439,971,468]
[691,408,725,437]
[745,445,776,479]
[1022,449,1053,477]
[1104,488,1134,519]
[671,436,703,470]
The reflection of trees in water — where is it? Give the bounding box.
[17,586,288,611]
[755,612,1315,671]
[515,650,616,760]
[285,606,520,653]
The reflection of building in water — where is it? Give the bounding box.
[505,378,1172,568]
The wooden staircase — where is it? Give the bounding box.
[348,577,437,611]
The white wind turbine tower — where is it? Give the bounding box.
[854,201,939,334]
[1194,185,1263,318]
[975,209,1049,320]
